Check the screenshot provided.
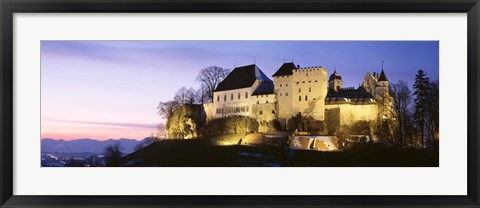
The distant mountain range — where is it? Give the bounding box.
[41,138,154,154]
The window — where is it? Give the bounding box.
[272,110,275,114]
[305,95,308,101]
[266,95,268,97]
[238,93,240,99]
[285,93,289,96]
[296,82,299,85]
[257,101,259,104]
[280,84,282,87]
[259,111,263,115]
[280,93,282,96]
[306,73,308,77]
[309,87,311,92]
[217,95,220,102]
[313,98,316,100]
[266,101,269,103]
[286,84,288,87]
[245,91,248,98]
[231,93,233,100]
[299,88,301,93]
[224,95,226,102]
[315,80,318,82]
[302,81,305,83]
[261,95,263,98]
[299,96,301,101]
[308,81,311,83]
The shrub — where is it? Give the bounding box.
[203,115,259,136]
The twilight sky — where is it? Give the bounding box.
[41,41,439,141]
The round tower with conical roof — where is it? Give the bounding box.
[328,70,343,91]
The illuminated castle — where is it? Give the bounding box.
[203,62,392,132]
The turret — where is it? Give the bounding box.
[328,70,343,91]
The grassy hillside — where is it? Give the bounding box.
[121,134,438,167]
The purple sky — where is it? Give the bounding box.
[41,41,439,140]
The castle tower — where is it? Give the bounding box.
[375,67,389,100]
[328,70,343,91]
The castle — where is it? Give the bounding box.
[203,62,392,133]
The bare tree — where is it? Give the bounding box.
[196,66,230,101]
[155,123,168,139]
[104,142,123,167]
[174,87,196,105]
[195,84,210,104]
[427,80,439,149]
[157,100,180,119]
[390,80,412,147]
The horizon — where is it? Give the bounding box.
[41,40,439,141]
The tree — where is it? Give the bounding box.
[155,123,168,139]
[104,142,123,167]
[174,87,196,105]
[427,80,439,149]
[413,69,430,148]
[390,80,412,147]
[157,100,180,119]
[195,84,210,104]
[195,66,230,101]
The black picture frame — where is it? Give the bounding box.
[1,0,479,207]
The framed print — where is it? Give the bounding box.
[1,0,479,207]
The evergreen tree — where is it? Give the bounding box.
[413,69,430,148]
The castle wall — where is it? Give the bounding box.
[325,103,379,129]
[290,67,328,120]
[273,75,293,119]
[212,86,254,119]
